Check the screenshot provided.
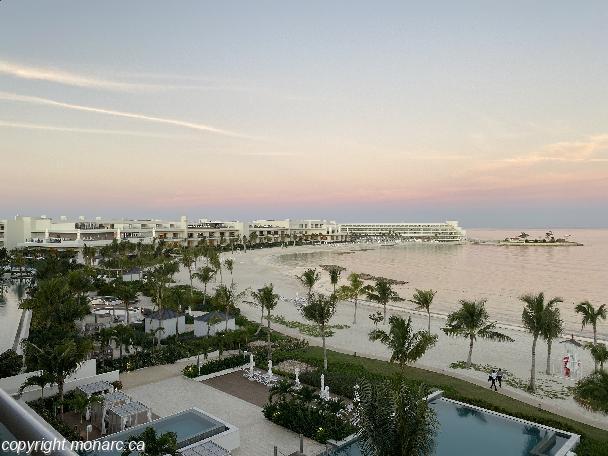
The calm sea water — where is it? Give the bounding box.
[277,229,608,340]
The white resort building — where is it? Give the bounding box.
[0,215,466,250]
[339,221,466,242]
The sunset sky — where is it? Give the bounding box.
[1,1,607,227]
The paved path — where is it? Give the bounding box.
[124,375,325,456]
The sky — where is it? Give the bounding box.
[1,1,607,228]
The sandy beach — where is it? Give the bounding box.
[174,243,608,431]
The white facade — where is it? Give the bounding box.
[339,220,466,242]
[1,215,466,249]
[145,310,186,339]
[194,312,236,337]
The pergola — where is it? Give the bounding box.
[76,381,114,397]
[90,390,132,435]
[105,401,151,434]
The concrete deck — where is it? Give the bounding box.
[124,374,325,456]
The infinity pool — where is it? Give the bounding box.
[329,397,578,456]
[96,409,227,455]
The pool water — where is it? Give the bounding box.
[331,398,574,456]
[96,409,227,455]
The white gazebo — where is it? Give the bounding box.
[194,311,235,337]
[145,309,185,340]
[105,401,151,435]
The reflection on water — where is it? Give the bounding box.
[276,229,608,338]
[0,276,27,352]
[455,405,487,423]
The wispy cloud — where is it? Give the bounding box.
[0,59,146,92]
[0,60,305,98]
[0,91,258,140]
[0,120,192,140]
[502,135,608,164]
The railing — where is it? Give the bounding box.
[0,387,77,456]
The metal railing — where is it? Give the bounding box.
[0,387,77,456]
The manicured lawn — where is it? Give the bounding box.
[293,347,608,456]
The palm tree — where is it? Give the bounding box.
[521,292,563,391]
[180,247,195,297]
[192,266,216,307]
[208,250,222,284]
[251,284,279,358]
[18,372,53,399]
[337,273,370,324]
[586,343,608,372]
[409,289,436,333]
[215,284,247,331]
[443,299,514,368]
[542,306,564,375]
[300,292,337,370]
[113,325,134,359]
[113,280,138,324]
[67,269,93,308]
[356,379,437,456]
[224,259,234,286]
[575,300,606,347]
[369,315,438,369]
[165,286,190,337]
[366,279,401,322]
[27,338,91,413]
[69,391,102,424]
[328,266,342,293]
[251,283,279,359]
[122,427,178,456]
[82,244,97,267]
[296,268,320,298]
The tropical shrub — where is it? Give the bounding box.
[573,371,608,414]
[0,349,23,378]
[263,387,355,443]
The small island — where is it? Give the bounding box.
[474,231,583,246]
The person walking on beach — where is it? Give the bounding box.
[497,368,503,388]
[488,369,498,391]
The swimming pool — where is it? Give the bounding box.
[96,408,229,455]
[327,396,579,456]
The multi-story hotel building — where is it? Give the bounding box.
[1,216,349,250]
[0,216,465,250]
[339,221,466,242]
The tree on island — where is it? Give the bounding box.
[356,379,437,456]
[366,279,401,322]
[337,273,371,324]
[369,315,438,369]
[521,292,563,392]
[442,299,514,368]
[300,292,337,370]
[296,268,320,298]
[409,289,437,333]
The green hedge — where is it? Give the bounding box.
[183,354,247,377]
[263,395,355,443]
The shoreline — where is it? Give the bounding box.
[174,243,608,431]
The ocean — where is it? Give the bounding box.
[275,229,608,340]
[1,228,606,352]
